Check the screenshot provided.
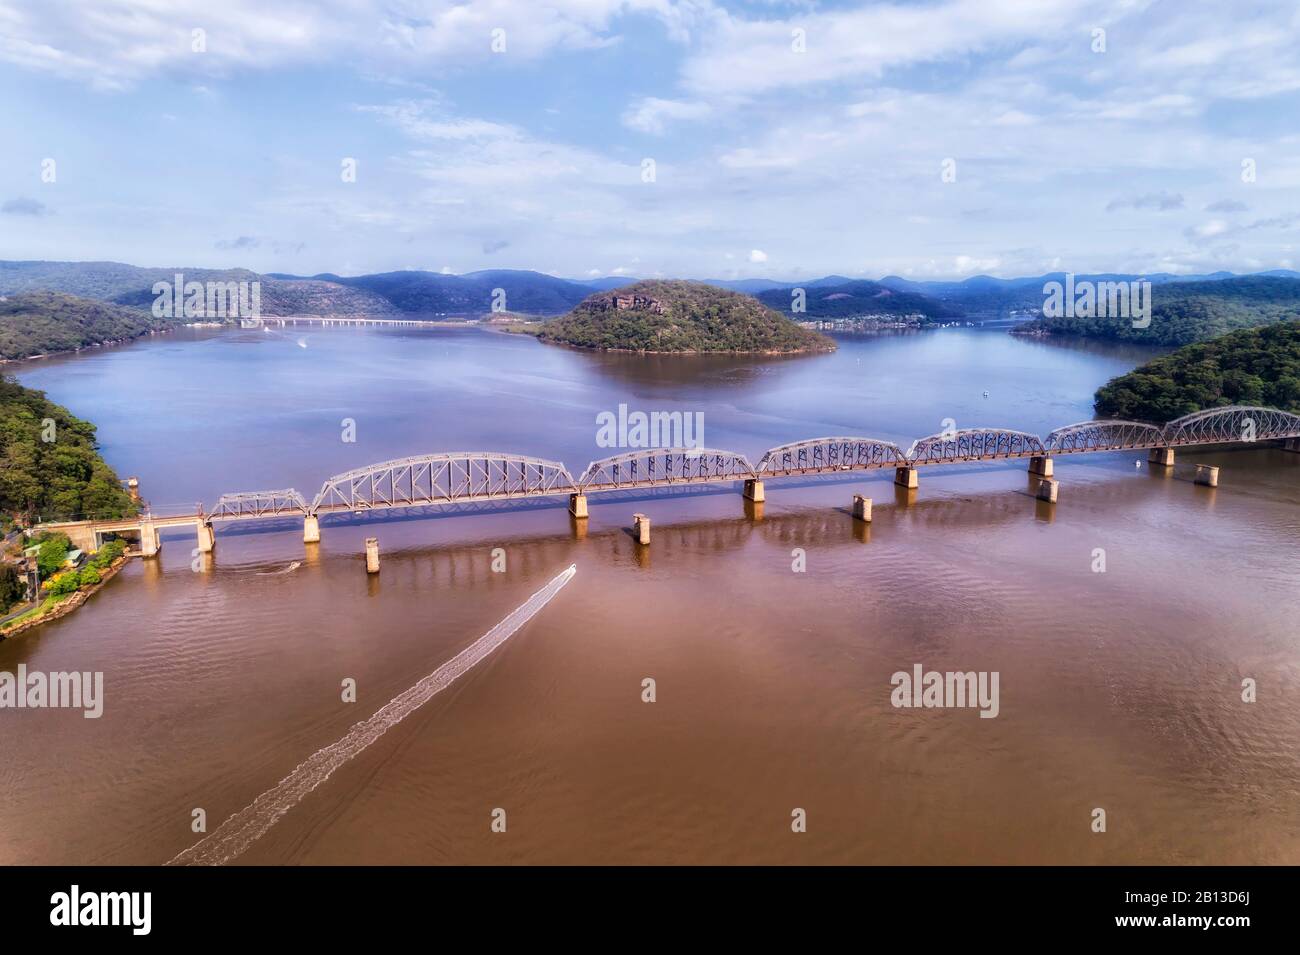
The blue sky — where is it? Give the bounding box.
[2,0,1299,280]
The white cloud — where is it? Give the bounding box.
[0,0,686,88]
[1191,220,1229,238]
[748,249,767,263]
[678,0,1095,99]
[621,97,712,134]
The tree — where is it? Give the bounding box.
[36,535,70,578]
[45,571,79,596]
[0,564,23,613]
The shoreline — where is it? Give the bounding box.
[0,328,177,365]
[511,328,837,356]
[0,554,131,641]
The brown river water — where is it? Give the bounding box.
[2,325,1298,864]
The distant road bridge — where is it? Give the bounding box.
[34,405,1300,556]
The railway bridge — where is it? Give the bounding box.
[34,406,1300,557]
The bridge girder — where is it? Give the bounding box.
[310,452,577,515]
[1162,405,1300,446]
[1043,420,1166,454]
[208,489,309,521]
[905,428,1046,465]
[185,405,1300,525]
[578,447,756,490]
[756,436,906,475]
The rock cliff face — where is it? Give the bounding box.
[535,280,836,354]
[587,292,668,315]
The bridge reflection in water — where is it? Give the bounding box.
[37,405,1300,556]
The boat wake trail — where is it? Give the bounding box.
[167,563,578,866]
[257,561,302,576]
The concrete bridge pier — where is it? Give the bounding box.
[303,515,320,543]
[1194,464,1220,487]
[852,494,873,522]
[568,493,588,518]
[894,466,919,489]
[1035,478,1059,503]
[743,479,765,502]
[139,522,160,558]
[196,522,215,553]
[632,513,651,546]
[1149,447,1175,468]
[1028,455,1054,478]
[1283,438,1300,453]
[365,536,380,574]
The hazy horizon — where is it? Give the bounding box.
[4,256,1297,288]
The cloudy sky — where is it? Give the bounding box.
[2,0,1299,280]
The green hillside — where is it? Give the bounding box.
[0,376,137,522]
[1094,320,1300,421]
[0,291,169,360]
[1016,277,1300,346]
[535,280,835,354]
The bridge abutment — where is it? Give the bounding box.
[894,466,919,489]
[632,513,651,546]
[365,536,380,573]
[743,478,765,502]
[568,493,588,518]
[1149,447,1175,468]
[303,515,320,543]
[852,494,873,522]
[1194,464,1220,487]
[1028,456,1053,477]
[196,522,215,553]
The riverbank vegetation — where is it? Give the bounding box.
[1016,277,1300,346]
[0,376,137,522]
[0,539,128,631]
[41,539,126,597]
[1094,320,1300,421]
[535,280,835,354]
[0,290,171,361]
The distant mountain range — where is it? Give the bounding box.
[4,259,1300,324]
[876,270,1300,315]
[0,261,396,317]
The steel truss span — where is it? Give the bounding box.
[310,453,577,514]
[1162,405,1300,446]
[98,404,1300,529]
[208,489,309,521]
[578,448,756,490]
[1044,420,1166,454]
[905,428,1045,464]
[756,437,906,475]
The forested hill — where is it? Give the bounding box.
[0,376,137,522]
[535,280,835,353]
[1015,276,1300,346]
[1094,320,1300,422]
[0,291,169,360]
